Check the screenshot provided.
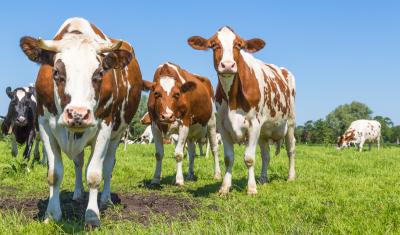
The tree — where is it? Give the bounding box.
[374,116,394,143]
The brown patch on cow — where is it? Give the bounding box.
[35,65,57,115]
[140,112,152,125]
[0,192,199,225]
[90,24,107,40]
[338,129,356,146]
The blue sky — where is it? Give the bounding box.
[0,1,399,125]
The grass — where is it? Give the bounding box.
[0,140,400,234]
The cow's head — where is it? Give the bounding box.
[5,87,35,128]
[337,130,355,150]
[142,67,196,124]
[187,26,265,75]
[20,35,132,132]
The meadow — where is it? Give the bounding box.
[0,141,399,234]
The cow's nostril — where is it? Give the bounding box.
[231,62,236,68]
[221,63,226,68]
[83,110,90,121]
[67,112,73,120]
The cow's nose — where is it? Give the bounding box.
[218,61,237,74]
[64,106,92,128]
[160,113,175,122]
[17,116,26,123]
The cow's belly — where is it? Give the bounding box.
[187,123,207,142]
[260,119,288,141]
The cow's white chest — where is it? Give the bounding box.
[217,100,253,142]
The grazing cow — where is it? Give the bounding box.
[136,125,153,144]
[1,86,44,162]
[337,120,381,152]
[19,17,142,228]
[143,62,221,186]
[188,26,296,195]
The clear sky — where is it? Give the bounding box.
[0,1,398,125]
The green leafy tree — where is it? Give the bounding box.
[128,95,148,140]
[374,116,394,143]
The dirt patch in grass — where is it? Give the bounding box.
[0,192,198,225]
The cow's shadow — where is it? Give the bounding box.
[35,191,123,233]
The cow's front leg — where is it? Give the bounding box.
[10,134,18,157]
[100,138,120,209]
[72,151,84,201]
[23,130,35,160]
[175,125,189,186]
[244,120,261,195]
[39,119,63,223]
[187,140,196,181]
[219,128,234,195]
[151,124,164,186]
[85,122,112,228]
[33,132,41,162]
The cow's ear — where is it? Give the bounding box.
[103,49,133,70]
[187,36,209,50]
[181,81,197,93]
[244,38,265,53]
[20,36,55,65]
[6,87,13,99]
[142,80,155,92]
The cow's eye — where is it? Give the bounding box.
[173,92,180,99]
[154,91,161,98]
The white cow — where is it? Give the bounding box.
[337,120,381,152]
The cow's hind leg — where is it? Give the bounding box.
[100,138,120,209]
[187,140,196,181]
[285,124,296,181]
[72,151,84,201]
[259,140,270,184]
[39,119,63,223]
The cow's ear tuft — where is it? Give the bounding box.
[244,38,265,53]
[187,36,209,50]
[142,80,155,92]
[181,81,197,93]
[6,87,13,99]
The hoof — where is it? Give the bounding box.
[288,174,296,181]
[258,176,268,185]
[85,222,100,231]
[186,174,196,181]
[85,211,100,230]
[247,187,258,195]
[175,180,184,186]
[213,173,222,180]
[218,186,230,196]
[148,182,162,189]
[44,211,61,223]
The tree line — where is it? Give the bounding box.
[295,101,400,144]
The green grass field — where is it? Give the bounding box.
[0,141,399,234]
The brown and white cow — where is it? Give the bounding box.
[19,18,142,227]
[337,120,381,152]
[188,27,296,195]
[143,62,221,186]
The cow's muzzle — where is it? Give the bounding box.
[63,106,93,132]
[15,116,27,126]
[159,112,176,124]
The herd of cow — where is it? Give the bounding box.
[0,18,382,228]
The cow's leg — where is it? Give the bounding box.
[39,119,63,223]
[85,122,112,228]
[207,116,221,180]
[198,142,203,156]
[205,139,210,159]
[10,133,18,157]
[244,120,261,195]
[175,125,189,186]
[187,140,196,181]
[368,142,372,151]
[100,137,120,208]
[23,130,35,160]
[359,138,365,152]
[259,140,270,184]
[151,124,164,185]
[219,128,234,195]
[285,124,296,181]
[377,137,381,150]
[41,144,48,165]
[33,132,41,162]
[72,151,84,201]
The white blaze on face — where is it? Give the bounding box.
[159,77,175,96]
[54,36,100,113]
[16,90,26,101]
[217,27,236,64]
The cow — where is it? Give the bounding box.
[1,86,45,163]
[188,26,296,195]
[337,120,381,152]
[143,62,221,186]
[19,17,142,228]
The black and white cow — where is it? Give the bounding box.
[1,86,45,163]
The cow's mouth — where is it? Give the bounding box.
[14,120,27,127]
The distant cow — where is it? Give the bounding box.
[19,17,142,227]
[143,62,221,186]
[188,26,296,195]
[337,120,381,152]
[1,86,44,162]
